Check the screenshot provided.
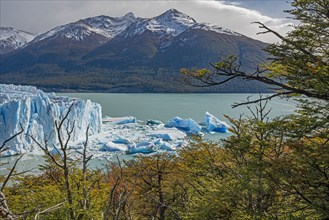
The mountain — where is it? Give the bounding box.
[31,12,138,43]
[122,9,196,38]
[0,27,35,54]
[0,9,269,93]
[0,13,140,75]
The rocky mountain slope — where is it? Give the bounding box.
[0,27,35,54]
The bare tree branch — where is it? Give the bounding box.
[253,21,327,65]
[0,123,24,155]
[1,154,24,191]
[0,126,26,220]
[182,54,329,105]
[31,101,77,219]
[34,201,65,220]
[30,135,64,169]
[232,92,293,108]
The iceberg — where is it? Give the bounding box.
[205,112,230,133]
[165,117,202,134]
[112,136,134,145]
[0,84,102,156]
[128,141,157,154]
[154,139,175,151]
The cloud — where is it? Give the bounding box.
[189,0,294,42]
[0,0,293,43]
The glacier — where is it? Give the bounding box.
[0,84,232,159]
[0,84,102,156]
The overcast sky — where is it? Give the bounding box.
[0,0,294,43]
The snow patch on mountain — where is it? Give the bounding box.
[0,27,35,54]
[123,9,196,38]
[192,23,241,36]
[31,13,138,42]
[9,9,243,52]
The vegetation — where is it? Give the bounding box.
[1,0,328,219]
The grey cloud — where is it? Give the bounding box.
[0,0,293,43]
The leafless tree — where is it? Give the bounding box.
[30,102,99,219]
[30,103,77,219]
[78,126,92,215]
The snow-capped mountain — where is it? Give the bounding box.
[191,23,241,36]
[0,9,269,93]
[84,9,252,67]
[122,9,196,38]
[31,12,138,43]
[0,27,35,54]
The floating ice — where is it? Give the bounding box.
[154,139,175,151]
[165,117,202,134]
[128,141,157,154]
[148,127,186,141]
[205,112,230,133]
[0,85,230,159]
[100,141,128,152]
[113,136,134,145]
[103,116,137,125]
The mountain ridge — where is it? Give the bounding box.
[0,27,35,54]
[30,13,139,44]
[0,9,270,93]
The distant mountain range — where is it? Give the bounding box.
[0,27,35,54]
[0,9,269,92]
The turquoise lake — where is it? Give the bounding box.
[60,93,296,122]
[0,93,297,175]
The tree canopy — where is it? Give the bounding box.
[182,0,329,104]
[1,0,329,219]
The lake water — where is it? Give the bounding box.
[61,93,296,143]
[60,93,296,122]
[1,93,296,176]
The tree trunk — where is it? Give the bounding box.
[64,167,75,220]
[158,173,165,220]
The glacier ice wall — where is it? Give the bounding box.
[0,84,102,156]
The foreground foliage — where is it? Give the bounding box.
[4,99,329,219]
[4,104,329,219]
[1,0,328,219]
